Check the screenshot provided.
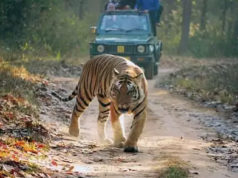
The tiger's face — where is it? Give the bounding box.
[110,69,143,113]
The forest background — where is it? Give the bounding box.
[1,0,238,60]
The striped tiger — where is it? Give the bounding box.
[52,54,148,152]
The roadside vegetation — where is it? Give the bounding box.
[159,56,238,109]
[0,58,43,101]
[0,1,96,61]
[0,56,84,176]
[0,57,52,176]
[160,166,188,178]
[158,158,189,178]
[1,0,238,60]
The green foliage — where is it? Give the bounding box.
[1,0,238,58]
[159,0,238,57]
[158,8,182,54]
[0,0,97,59]
[189,24,238,58]
[158,1,182,55]
[160,166,188,178]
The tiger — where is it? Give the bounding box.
[52,54,148,152]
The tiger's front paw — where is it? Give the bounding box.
[99,138,113,145]
[114,137,126,148]
[69,126,79,137]
[124,146,138,153]
[114,141,125,148]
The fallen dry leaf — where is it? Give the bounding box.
[51,160,58,166]
[66,166,74,172]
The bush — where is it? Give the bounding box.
[163,63,238,105]
[0,0,97,60]
[160,166,188,178]
[158,8,182,55]
[188,23,238,58]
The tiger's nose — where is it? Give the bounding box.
[118,104,129,113]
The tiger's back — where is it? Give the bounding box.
[79,54,146,98]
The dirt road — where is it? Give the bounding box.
[39,66,238,177]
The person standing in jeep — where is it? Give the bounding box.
[135,0,160,36]
[116,0,136,9]
[105,0,119,11]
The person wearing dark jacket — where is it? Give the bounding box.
[135,0,160,35]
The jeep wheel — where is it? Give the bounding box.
[145,63,154,80]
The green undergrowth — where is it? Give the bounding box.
[158,157,189,178]
[160,166,188,178]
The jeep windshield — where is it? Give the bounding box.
[99,14,150,35]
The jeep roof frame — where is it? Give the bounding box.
[97,10,153,36]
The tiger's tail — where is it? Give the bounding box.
[51,85,78,102]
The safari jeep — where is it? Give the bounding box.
[89,10,162,79]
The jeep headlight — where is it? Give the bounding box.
[137,45,145,53]
[149,45,154,52]
[97,45,105,53]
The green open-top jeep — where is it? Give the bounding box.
[89,10,162,79]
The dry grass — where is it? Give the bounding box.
[159,56,238,105]
[0,58,44,117]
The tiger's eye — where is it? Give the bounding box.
[128,90,133,95]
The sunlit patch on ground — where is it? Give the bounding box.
[150,90,169,96]
[0,59,42,83]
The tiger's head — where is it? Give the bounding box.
[110,68,145,113]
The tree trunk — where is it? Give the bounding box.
[232,1,238,40]
[178,0,192,54]
[221,0,228,32]
[79,0,85,19]
[200,0,207,30]
[233,19,238,40]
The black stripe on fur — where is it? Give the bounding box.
[79,95,89,107]
[98,100,111,107]
[134,106,146,119]
[132,98,145,112]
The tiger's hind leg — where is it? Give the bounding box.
[69,106,83,137]
[97,95,112,144]
[69,91,92,137]
[110,104,126,148]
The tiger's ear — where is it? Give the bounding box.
[134,73,143,80]
[113,68,119,76]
